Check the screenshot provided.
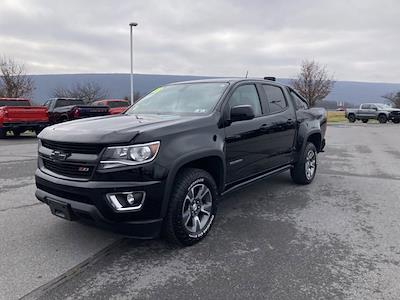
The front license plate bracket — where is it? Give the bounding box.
[47,198,76,221]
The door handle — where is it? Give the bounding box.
[287,119,294,125]
[259,123,269,131]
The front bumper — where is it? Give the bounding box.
[35,169,165,239]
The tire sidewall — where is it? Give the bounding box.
[301,143,317,184]
[170,171,217,245]
[378,114,387,123]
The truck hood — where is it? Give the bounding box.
[38,113,194,144]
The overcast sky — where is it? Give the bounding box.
[0,0,399,83]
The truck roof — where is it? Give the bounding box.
[168,78,287,88]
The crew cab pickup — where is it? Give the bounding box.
[35,78,327,246]
[44,98,110,124]
[346,103,400,124]
[0,98,48,138]
[92,99,130,114]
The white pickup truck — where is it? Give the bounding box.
[345,103,400,124]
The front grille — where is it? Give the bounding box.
[41,140,104,154]
[43,159,94,179]
[390,111,400,116]
[36,183,93,204]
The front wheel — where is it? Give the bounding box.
[362,119,368,123]
[378,114,388,124]
[291,142,317,185]
[393,119,400,124]
[163,168,218,246]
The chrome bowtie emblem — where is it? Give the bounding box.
[50,150,69,161]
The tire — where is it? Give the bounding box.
[362,119,368,123]
[0,128,6,138]
[378,114,388,124]
[348,114,356,123]
[12,130,21,137]
[163,168,218,246]
[291,142,317,185]
[393,119,400,124]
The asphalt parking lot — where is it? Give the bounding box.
[1,123,400,299]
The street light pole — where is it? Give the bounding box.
[129,22,138,105]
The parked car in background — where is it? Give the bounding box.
[36,78,327,246]
[336,107,345,111]
[92,99,130,114]
[345,103,400,123]
[0,98,48,138]
[44,98,109,124]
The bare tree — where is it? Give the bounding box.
[53,82,109,104]
[0,56,34,98]
[382,91,400,108]
[291,60,334,107]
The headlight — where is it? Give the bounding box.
[99,141,160,169]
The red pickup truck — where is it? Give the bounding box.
[92,99,130,114]
[0,98,48,138]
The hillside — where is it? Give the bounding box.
[30,73,400,107]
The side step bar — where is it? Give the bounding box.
[221,164,292,196]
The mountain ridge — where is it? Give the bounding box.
[29,73,400,106]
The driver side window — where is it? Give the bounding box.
[228,84,262,117]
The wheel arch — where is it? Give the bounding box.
[307,131,322,152]
[161,151,225,218]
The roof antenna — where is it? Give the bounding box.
[245,70,248,78]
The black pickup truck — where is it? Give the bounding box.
[35,78,327,246]
[43,98,109,124]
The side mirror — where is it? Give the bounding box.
[230,105,255,122]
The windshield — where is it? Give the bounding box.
[126,82,229,115]
[0,99,30,106]
[55,99,85,108]
[376,104,391,109]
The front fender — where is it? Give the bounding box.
[160,149,226,218]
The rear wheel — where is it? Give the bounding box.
[291,142,317,185]
[362,119,369,123]
[378,114,388,124]
[393,119,400,124]
[348,114,356,123]
[163,168,217,246]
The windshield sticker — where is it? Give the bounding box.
[150,87,163,94]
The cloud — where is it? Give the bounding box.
[0,0,399,82]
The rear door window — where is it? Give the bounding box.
[262,85,287,114]
[289,90,308,110]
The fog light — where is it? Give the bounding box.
[106,191,146,212]
[126,193,136,205]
